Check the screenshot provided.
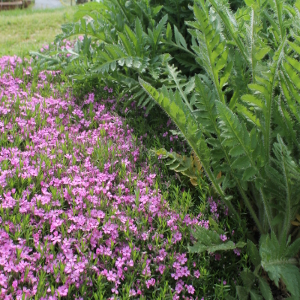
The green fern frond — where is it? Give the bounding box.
[188,1,232,103]
[154,148,203,185]
[216,101,259,172]
[140,77,242,222]
[266,136,300,242]
[206,0,248,62]
[166,64,193,111]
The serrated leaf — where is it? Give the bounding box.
[260,233,300,297]
[188,226,238,253]
[242,167,257,181]
[166,23,172,42]
[231,156,251,169]
[258,277,273,300]
[255,47,270,60]
[286,238,300,258]
[248,84,269,99]
[206,241,236,252]
[241,270,256,290]
[209,216,224,234]
[229,145,245,157]
[174,25,187,49]
[241,94,264,109]
[250,290,263,300]
[152,5,163,15]
[236,241,247,248]
[220,61,233,88]
[236,285,249,300]
[247,240,261,267]
[168,161,181,170]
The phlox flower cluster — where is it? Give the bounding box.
[0,55,234,299]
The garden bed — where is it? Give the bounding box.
[0,51,243,299]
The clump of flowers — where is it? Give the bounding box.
[0,55,242,299]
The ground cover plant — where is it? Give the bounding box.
[0,52,248,299]
[0,6,75,58]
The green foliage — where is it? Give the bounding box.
[260,233,300,297]
[140,0,300,297]
[155,148,203,186]
[188,225,246,253]
[236,271,273,300]
[31,0,170,111]
[31,0,245,112]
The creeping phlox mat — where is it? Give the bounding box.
[0,56,224,300]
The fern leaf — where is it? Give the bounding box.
[216,102,255,169]
[190,2,230,103]
[205,0,248,62]
[236,103,262,128]
[174,24,188,49]
[140,77,241,221]
[154,148,203,185]
[240,94,264,110]
[268,136,300,242]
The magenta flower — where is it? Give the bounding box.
[220,234,227,242]
[186,284,195,294]
[194,270,200,278]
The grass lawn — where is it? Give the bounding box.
[0,6,76,57]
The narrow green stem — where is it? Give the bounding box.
[237,182,265,234]
[201,160,241,223]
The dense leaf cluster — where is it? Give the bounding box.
[140,0,300,298]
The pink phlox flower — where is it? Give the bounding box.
[129,289,137,296]
[173,262,181,269]
[56,284,68,297]
[194,270,200,278]
[0,273,7,288]
[74,262,85,273]
[186,284,195,294]
[233,248,241,256]
[176,253,187,265]
[127,259,134,267]
[115,257,125,269]
[158,248,167,260]
[146,278,155,289]
[106,270,117,282]
[198,219,209,229]
[175,280,184,294]
[158,264,165,274]
[181,266,190,277]
[121,246,131,258]
[220,234,227,242]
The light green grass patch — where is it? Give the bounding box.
[0,6,76,57]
